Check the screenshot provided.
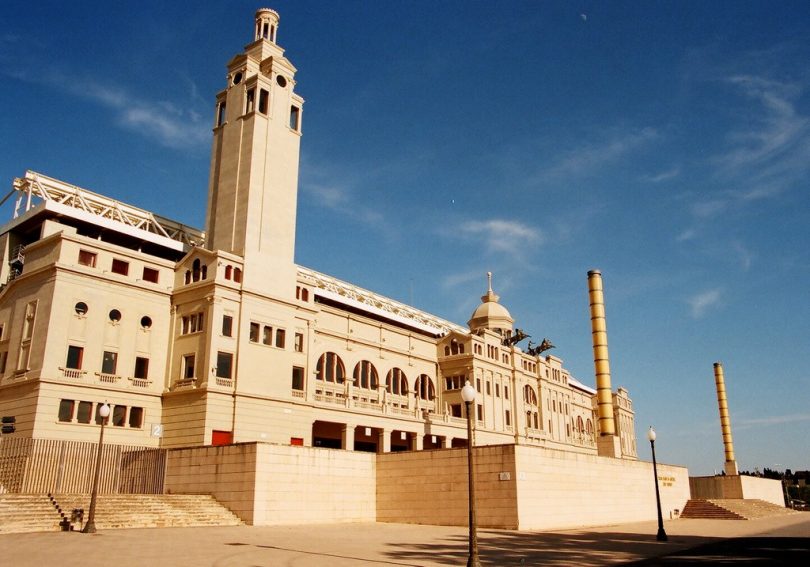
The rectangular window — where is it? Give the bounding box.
[275,328,285,349]
[249,322,260,343]
[101,351,118,375]
[77,401,92,424]
[496,383,500,397]
[217,101,227,126]
[216,352,233,379]
[258,89,269,114]
[112,405,126,427]
[66,345,84,369]
[476,378,481,391]
[294,332,303,353]
[291,366,304,390]
[245,88,255,114]
[183,354,195,379]
[129,406,144,428]
[134,357,149,379]
[451,404,462,418]
[505,410,511,426]
[289,105,300,130]
[58,399,75,422]
[477,404,483,421]
[23,301,37,340]
[262,325,273,345]
[142,267,159,283]
[486,382,491,396]
[222,315,233,337]
[78,250,97,267]
[0,351,7,374]
[504,386,509,400]
[111,258,129,276]
[182,312,205,334]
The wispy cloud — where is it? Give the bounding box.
[732,241,754,271]
[8,68,208,150]
[538,127,658,180]
[736,412,810,430]
[642,167,681,183]
[687,288,722,318]
[676,228,698,242]
[458,218,542,256]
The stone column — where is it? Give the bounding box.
[342,424,355,451]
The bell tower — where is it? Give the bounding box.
[205,8,304,297]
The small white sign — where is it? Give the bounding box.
[151,423,164,437]
[498,472,511,481]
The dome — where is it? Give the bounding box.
[468,272,514,333]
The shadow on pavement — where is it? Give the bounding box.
[382,529,713,566]
[625,537,810,566]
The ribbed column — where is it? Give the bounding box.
[588,270,616,436]
[713,362,737,472]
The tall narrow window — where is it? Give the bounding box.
[183,354,195,379]
[216,352,233,379]
[233,268,242,283]
[112,405,126,427]
[217,101,227,126]
[289,105,300,131]
[134,357,149,379]
[291,366,304,391]
[294,332,303,353]
[66,346,84,369]
[222,315,233,337]
[129,406,144,428]
[245,88,256,114]
[101,351,118,375]
[263,325,273,345]
[258,90,268,114]
[250,323,260,343]
[77,401,92,424]
[275,328,285,349]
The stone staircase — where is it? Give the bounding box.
[0,494,63,533]
[0,494,243,532]
[681,498,797,520]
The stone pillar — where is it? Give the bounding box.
[342,424,355,451]
[441,436,451,449]
[378,429,391,453]
[414,433,424,451]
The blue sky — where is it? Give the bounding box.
[2,1,809,475]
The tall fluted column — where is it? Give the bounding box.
[713,362,739,475]
[588,270,616,437]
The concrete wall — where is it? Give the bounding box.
[515,445,689,530]
[376,444,689,530]
[690,475,785,507]
[164,442,376,525]
[377,446,519,528]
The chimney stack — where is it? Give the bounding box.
[713,362,739,476]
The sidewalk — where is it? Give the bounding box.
[1,514,808,566]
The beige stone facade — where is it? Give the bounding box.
[0,9,637,465]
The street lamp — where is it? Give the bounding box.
[647,426,668,542]
[82,402,110,534]
[461,380,481,567]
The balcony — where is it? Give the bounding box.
[96,372,121,384]
[129,377,152,388]
[60,367,87,380]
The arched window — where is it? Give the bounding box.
[233,268,242,283]
[586,419,593,435]
[225,265,232,280]
[184,270,191,285]
[444,346,450,356]
[192,258,201,282]
[316,352,345,383]
[386,367,408,395]
[353,360,378,390]
[577,416,584,433]
[523,385,538,406]
[301,288,309,302]
[415,374,435,401]
[450,340,459,355]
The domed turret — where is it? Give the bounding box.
[254,8,280,43]
[468,272,514,335]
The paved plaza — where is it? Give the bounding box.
[1,514,809,566]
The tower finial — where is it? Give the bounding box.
[254,8,280,43]
[487,271,493,293]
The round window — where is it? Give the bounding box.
[232,72,243,85]
[140,316,152,329]
[109,309,122,322]
[276,75,287,88]
[75,302,88,316]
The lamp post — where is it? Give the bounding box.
[82,402,110,534]
[461,381,481,567]
[647,426,668,542]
